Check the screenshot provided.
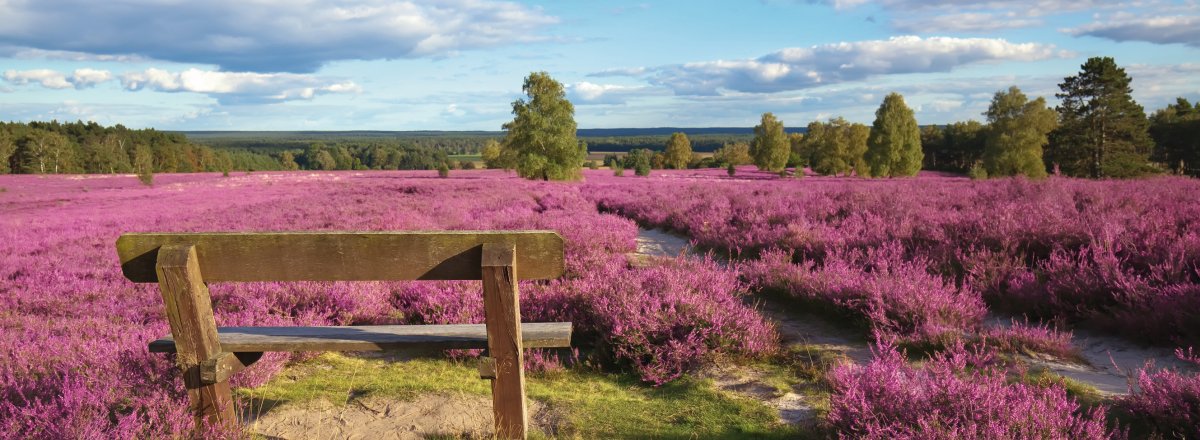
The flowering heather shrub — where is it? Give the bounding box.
[585,172,1200,345]
[827,341,1119,439]
[1120,347,1200,439]
[740,245,985,347]
[0,171,774,437]
[981,319,1077,361]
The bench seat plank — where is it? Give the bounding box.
[149,322,572,353]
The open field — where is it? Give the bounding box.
[2,168,1198,439]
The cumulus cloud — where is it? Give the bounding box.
[609,36,1063,95]
[1068,15,1200,47]
[3,68,113,89]
[119,68,361,104]
[0,0,559,73]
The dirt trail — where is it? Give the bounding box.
[634,227,871,427]
[633,227,1199,401]
[988,315,1198,396]
[246,394,549,440]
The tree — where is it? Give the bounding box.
[663,132,692,169]
[865,93,923,177]
[751,112,789,172]
[0,132,15,174]
[627,148,652,176]
[788,133,806,168]
[313,150,337,170]
[14,130,74,174]
[1149,97,1200,176]
[941,121,987,172]
[480,139,513,170]
[501,71,586,180]
[1049,57,1154,178]
[437,162,450,178]
[802,117,869,177]
[279,151,300,170]
[713,142,752,166]
[982,86,1058,178]
[133,143,154,186]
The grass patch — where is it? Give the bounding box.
[238,353,806,439]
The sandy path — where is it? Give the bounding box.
[634,227,1198,400]
[988,314,1199,395]
[246,394,549,440]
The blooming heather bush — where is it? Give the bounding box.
[1120,348,1200,439]
[740,245,985,347]
[0,171,774,437]
[586,173,1200,345]
[827,341,1119,439]
[392,257,776,384]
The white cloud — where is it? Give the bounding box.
[70,68,112,88]
[0,0,559,73]
[610,36,1064,95]
[568,82,658,104]
[1067,14,1200,47]
[3,69,73,89]
[119,68,361,104]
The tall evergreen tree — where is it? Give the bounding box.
[1049,57,1154,178]
[663,132,692,169]
[501,71,586,181]
[751,112,789,173]
[982,86,1058,178]
[865,93,923,177]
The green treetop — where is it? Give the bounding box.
[1049,57,1154,178]
[663,132,692,169]
[865,93,923,177]
[501,71,586,181]
[982,86,1058,178]
[751,112,789,173]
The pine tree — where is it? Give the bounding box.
[751,112,789,173]
[501,71,586,180]
[865,93,923,177]
[663,132,692,169]
[982,86,1057,178]
[1049,57,1154,178]
[1149,97,1200,176]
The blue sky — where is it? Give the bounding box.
[1,0,1197,130]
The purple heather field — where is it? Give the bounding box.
[1,167,1197,438]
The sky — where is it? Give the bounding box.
[0,0,1198,130]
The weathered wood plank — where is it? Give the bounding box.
[199,352,262,385]
[117,231,565,283]
[482,242,527,439]
[155,245,236,427]
[148,322,573,353]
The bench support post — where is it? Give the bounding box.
[481,243,527,439]
[155,245,236,428]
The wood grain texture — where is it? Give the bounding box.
[481,242,527,439]
[118,231,565,283]
[199,352,262,385]
[148,322,572,353]
[155,245,235,426]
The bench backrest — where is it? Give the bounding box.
[116,231,565,283]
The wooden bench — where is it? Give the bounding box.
[117,231,570,439]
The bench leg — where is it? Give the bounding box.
[156,245,236,429]
[482,243,527,439]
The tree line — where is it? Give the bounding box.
[0,120,272,176]
[512,57,1197,180]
